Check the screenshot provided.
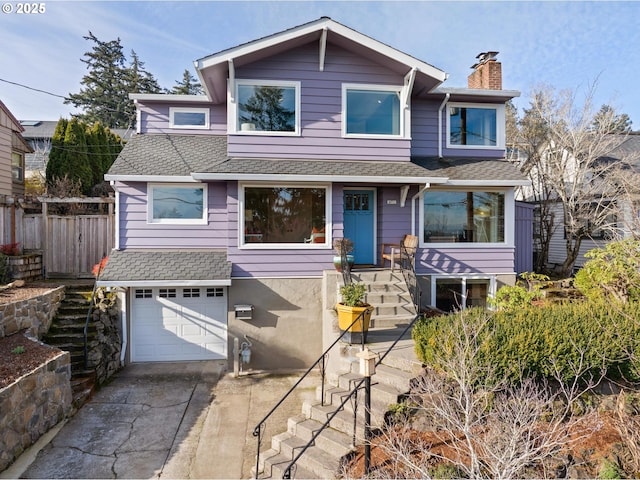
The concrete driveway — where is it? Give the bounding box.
[4,362,317,479]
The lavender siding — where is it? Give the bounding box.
[418,247,515,275]
[138,102,227,135]
[227,43,411,161]
[117,181,227,249]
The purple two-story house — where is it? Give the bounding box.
[98,18,527,368]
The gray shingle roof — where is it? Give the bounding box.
[107,134,227,176]
[108,133,527,183]
[98,249,231,284]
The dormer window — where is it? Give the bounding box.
[447,103,504,148]
[169,107,209,129]
[230,80,300,135]
[342,84,406,138]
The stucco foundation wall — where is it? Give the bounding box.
[227,277,323,371]
[0,349,72,472]
[0,286,65,339]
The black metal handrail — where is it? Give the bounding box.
[399,242,421,311]
[253,307,368,479]
[282,313,422,479]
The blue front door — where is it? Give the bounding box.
[343,190,374,265]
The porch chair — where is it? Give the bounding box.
[380,234,418,271]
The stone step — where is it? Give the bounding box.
[257,449,318,479]
[323,383,403,417]
[288,415,354,457]
[303,401,382,438]
[271,431,346,478]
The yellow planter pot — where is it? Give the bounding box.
[336,303,373,332]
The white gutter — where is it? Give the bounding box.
[97,279,232,288]
[192,172,449,184]
[437,93,450,158]
[411,183,430,236]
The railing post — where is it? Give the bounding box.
[253,423,262,480]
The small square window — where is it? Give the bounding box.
[148,183,207,225]
[207,288,224,297]
[169,108,209,129]
[135,289,152,299]
[159,288,176,298]
[447,103,504,149]
[183,288,200,298]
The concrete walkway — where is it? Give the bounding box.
[2,362,317,479]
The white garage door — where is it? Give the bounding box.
[131,287,228,362]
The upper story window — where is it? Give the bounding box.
[342,84,404,138]
[148,183,207,225]
[240,183,330,249]
[169,107,209,129]
[230,80,300,135]
[422,190,509,245]
[447,103,504,149]
[11,152,23,182]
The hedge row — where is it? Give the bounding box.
[413,301,640,385]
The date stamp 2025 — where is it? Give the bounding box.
[2,3,46,14]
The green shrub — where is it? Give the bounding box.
[339,282,367,307]
[490,272,551,311]
[413,301,640,385]
[575,239,640,304]
[598,458,625,479]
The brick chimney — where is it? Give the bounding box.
[467,51,502,90]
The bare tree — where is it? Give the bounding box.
[514,84,634,276]
[350,311,604,479]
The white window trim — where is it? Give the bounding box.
[341,83,408,139]
[419,187,514,248]
[147,182,208,225]
[430,275,496,310]
[169,107,210,129]
[446,102,505,149]
[228,79,301,136]
[238,182,332,250]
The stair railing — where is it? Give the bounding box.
[399,241,421,311]
[253,308,369,479]
[282,313,422,479]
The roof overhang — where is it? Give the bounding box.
[195,17,447,104]
[191,172,450,184]
[97,279,232,287]
[430,87,521,103]
[129,94,210,103]
[106,175,199,183]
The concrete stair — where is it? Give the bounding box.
[254,269,422,479]
[351,270,417,329]
[42,285,98,408]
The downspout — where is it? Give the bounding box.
[437,93,450,158]
[411,183,431,236]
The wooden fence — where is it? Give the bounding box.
[0,196,114,278]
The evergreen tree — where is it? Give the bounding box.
[63,119,93,195]
[45,118,68,187]
[66,33,162,129]
[170,69,204,95]
[592,104,633,133]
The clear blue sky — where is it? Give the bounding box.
[1,1,639,128]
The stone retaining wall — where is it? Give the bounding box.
[0,349,72,472]
[7,254,43,282]
[88,300,122,386]
[0,286,65,339]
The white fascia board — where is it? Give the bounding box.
[97,279,232,287]
[104,175,198,183]
[433,87,521,99]
[128,93,210,103]
[192,172,449,184]
[445,179,531,187]
[196,18,446,83]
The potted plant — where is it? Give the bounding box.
[332,238,355,272]
[336,282,373,333]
